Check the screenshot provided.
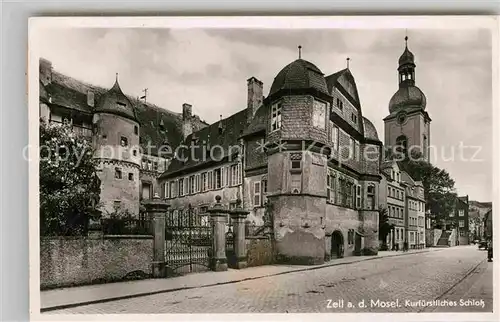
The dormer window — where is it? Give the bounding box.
[336,98,344,111]
[271,102,282,132]
[116,101,126,109]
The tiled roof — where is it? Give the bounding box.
[389,85,427,113]
[42,65,208,156]
[160,109,249,178]
[269,59,329,97]
[241,104,267,137]
[362,116,379,141]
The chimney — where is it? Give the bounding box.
[40,58,53,86]
[247,77,263,122]
[182,103,193,139]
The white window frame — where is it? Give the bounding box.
[164,182,169,199]
[458,209,464,217]
[356,184,362,209]
[271,102,282,132]
[201,172,208,192]
[189,175,195,195]
[253,181,261,207]
[459,220,465,228]
[349,137,355,159]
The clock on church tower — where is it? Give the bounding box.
[384,36,432,162]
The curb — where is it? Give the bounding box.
[41,248,442,312]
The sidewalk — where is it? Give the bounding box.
[41,247,443,312]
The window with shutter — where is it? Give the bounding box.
[253,181,261,207]
[214,168,222,189]
[208,171,213,190]
[261,179,268,204]
[356,184,362,209]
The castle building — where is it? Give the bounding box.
[384,36,431,161]
[38,58,207,216]
[159,51,383,264]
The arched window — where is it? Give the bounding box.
[396,135,408,155]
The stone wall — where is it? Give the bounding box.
[40,236,153,289]
[245,236,274,267]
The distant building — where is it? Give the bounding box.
[443,196,470,245]
[469,201,492,240]
[401,172,426,248]
[379,161,406,250]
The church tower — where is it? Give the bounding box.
[384,36,431,161]
[92,76,141,216]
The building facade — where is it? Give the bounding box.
[39,58,207,216]
[379,161,406,250]
[159,56,383,264]
[401,172,426,248]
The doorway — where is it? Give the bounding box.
[331,230,345,259]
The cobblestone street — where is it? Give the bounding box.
[50,246,493,314]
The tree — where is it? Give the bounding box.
[387,149,457,228]
[39,119,101,236]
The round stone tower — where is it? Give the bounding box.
[92,77,141,216]
[265,56,333,265]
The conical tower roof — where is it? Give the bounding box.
[95,76,137,121]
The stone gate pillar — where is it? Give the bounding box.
[143,193,170,278]
[207,195,229,271]
[230,199,250,269]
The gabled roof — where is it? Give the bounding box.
[160,109,249,178]
[325,68,361,107]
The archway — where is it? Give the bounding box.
[331,230,345,259]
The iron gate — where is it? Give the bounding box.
[164,205,212,275]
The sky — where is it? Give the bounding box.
[35,27,493,202]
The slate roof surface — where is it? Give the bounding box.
[389,85,427,113]
[269,59,329,96]
[362,116,379,141]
